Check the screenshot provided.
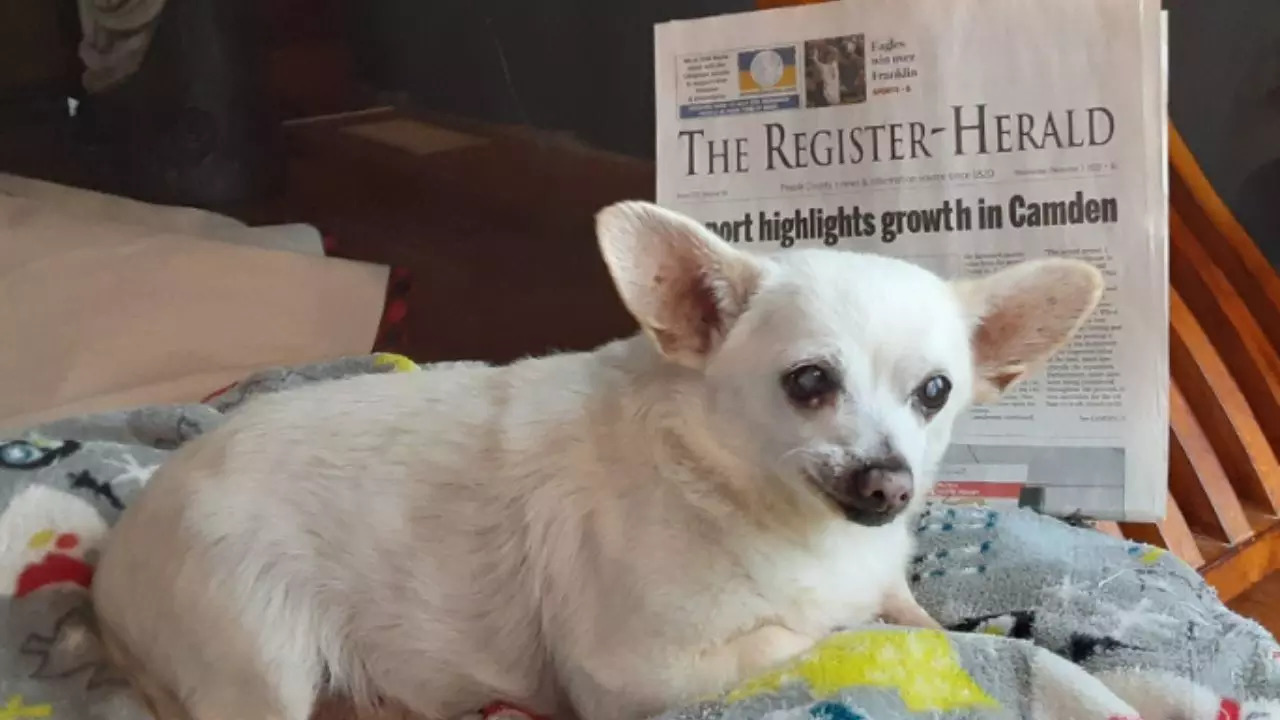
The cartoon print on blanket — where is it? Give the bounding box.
[0,354,1275,720]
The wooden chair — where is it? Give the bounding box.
[1093,124,1280,602]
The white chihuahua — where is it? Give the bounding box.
[92,201,1102,720]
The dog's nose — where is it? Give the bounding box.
[852,466,913,512]
[840,462,914,525]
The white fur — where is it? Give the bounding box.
[92,201,1102,720]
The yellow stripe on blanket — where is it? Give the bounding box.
[373,353,420,373]
[1139,547,1165,565]
[1,695,51,719]
[725,628,999,713]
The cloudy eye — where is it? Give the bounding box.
[913,374,952,417]
[0,441,41,468]
[782,364,840,409]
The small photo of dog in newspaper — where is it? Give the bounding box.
[804,34,867,108]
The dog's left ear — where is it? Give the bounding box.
[596,201,763,369]
[954,258,1104,403]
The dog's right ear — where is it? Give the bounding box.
[596,201,763,369]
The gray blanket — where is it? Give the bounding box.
[0,354,1276,720]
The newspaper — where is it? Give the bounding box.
[654,0,1169,521]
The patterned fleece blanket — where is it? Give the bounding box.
[0,354,1276,720]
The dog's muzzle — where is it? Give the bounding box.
[813,457,914,527]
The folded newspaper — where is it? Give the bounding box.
[654,0,1169,522]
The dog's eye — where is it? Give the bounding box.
[782,364,839,409]
[913,375,952,416]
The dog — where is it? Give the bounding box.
[92,200,1103,720]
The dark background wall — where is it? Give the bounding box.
[1166,0,1280,264]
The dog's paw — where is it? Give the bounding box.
[879,590,943,630]
[736,625,815,677]
[880,610,943,630]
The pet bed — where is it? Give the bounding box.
[0,354,1276,720]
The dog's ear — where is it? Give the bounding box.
[596,201,763,368]
[954,258,1104,403]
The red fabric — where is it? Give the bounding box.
[481,702,549,720]
[201,381,238,404]
[16,553,94,597]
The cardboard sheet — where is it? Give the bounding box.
[0,172,325,255]
[0,194,389,431]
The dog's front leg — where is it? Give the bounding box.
[575,625,813,720]
[729,624,815,677]
[879,580,942,630]
[679,624,814,700]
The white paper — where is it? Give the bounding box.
[654,0,1169,521]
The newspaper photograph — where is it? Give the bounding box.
[654,0,1169,521]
